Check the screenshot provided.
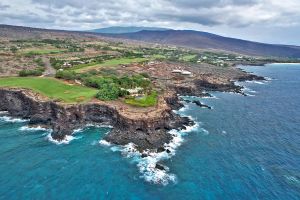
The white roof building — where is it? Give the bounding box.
[172,69,192,75]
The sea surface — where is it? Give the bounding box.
[0,63,300,200]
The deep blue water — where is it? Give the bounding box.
[0,63,300,200]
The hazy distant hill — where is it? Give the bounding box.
[1,24,300,58]
[88,26,170,34]
[102,30,300,58]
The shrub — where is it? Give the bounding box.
[34,58,45,67]
[140,72,150,78]
[95,83,120,101]
[19,67,45,77]
[55,70,77,80]
[10,46,18,53]
[50,58,64,70]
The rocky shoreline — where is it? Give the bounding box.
[0,69,265,151]
[0,88,193,150]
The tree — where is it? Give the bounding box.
[10,46,18,53]
[95,84,120,101]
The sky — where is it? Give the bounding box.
[0,0,299,45]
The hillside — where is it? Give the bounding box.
[88,26,170,34]
[102,30,300,58]
[1,24,300,58]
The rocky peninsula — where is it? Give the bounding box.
[0,67,265,151]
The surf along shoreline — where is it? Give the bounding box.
[0,63,269,185]
[0,66,266,150]
[0,64,266,151]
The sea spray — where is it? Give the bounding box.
[47,134,81,145]
[99,139,112,146]
[19,125,49,132]
[0,116,29,123]
[99,119,201,185]
[47,124,112,145]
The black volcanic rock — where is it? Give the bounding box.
[194,80,243,93]
[0,88,190,151]
[157,147,166,153]
[155,163,165,171]
[192,100,212,109]
[236,74,266,82]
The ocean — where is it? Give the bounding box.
[0,63,299,199]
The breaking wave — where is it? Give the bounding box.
[100,120,200,186]
[246,80,266,85]
[19,125,49,132]
[85,124,113,129]
[47,134,81,145]
[0,116,29,123]
[99,140,112,146]
[46,124,111,145]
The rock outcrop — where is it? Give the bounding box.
[0,88,191,150]
[0,71,265,150]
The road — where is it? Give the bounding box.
[41,56,56,77]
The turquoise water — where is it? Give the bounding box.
[0,64,300,199]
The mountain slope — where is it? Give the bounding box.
[102,30,300,58]
[88,26,170,34]
[1,24,299,58]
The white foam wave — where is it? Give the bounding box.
[201,95,218,99]
[178,104,189,112]
[180,94,218,99]
[47,124,112,145]
[138,154,177,186]
[19,125,49,131]
[47,134,81,145]
[264,77,273,81]
[85,124,113,129]
[99,139,112,146]
[252,81,265,85]
[73,128,84,133]
[110,146,121,152]
[0,111,9,114]
[243,87,257,93]
[101,121,200,186]
[118,143,177,186]
[200,128,210,135]
[221,130,227,135]
[0,116,29,123]
[183,122,200,133]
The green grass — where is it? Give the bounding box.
[181,54,197,61]
[125,91,158,107]
[75,57,148,72]
[0,77,98,103]
[152,54,166,59]
[24,49,65,55]
[72,62,101,71]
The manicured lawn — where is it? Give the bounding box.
[0,77,98,103]
[181,54,197,61]
[125,91,158,107]
[75,57,148,72]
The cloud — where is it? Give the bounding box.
[165,0,258,8]
[0,0,299,44]
[0,3,10,10]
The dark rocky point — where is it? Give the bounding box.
[0,71,265,151]
[192,100,212,109]
[155,163,166,171]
